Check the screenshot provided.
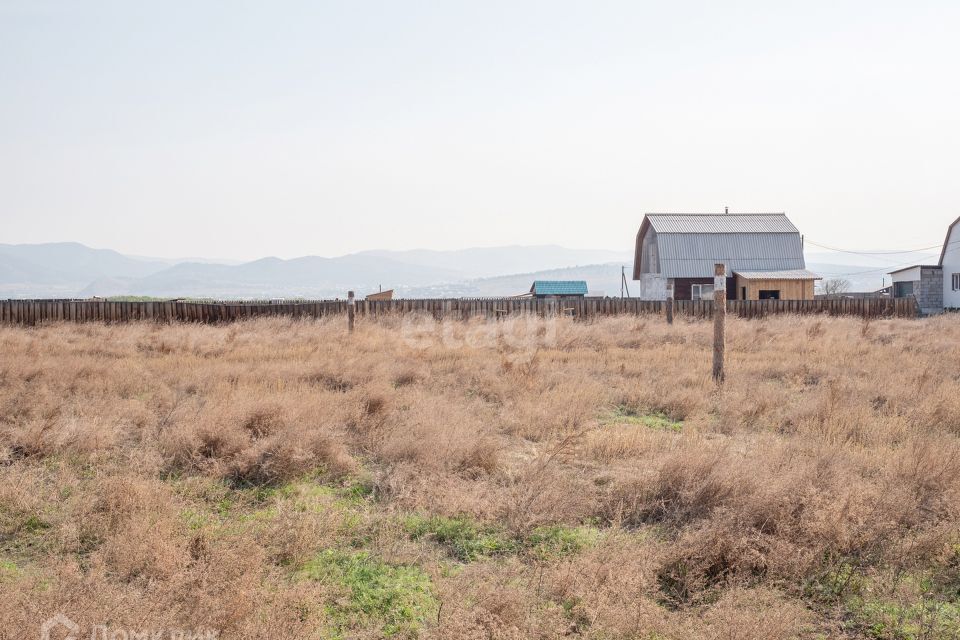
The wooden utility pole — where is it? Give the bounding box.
[347,290,355,333]
[666,285,674,325]
[712,264,726,383]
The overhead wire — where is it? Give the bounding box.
[803,239,944,255]
[804,237,960,279]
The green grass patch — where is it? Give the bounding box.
[21,515,51,533]
[805,562,864,602]
[806,563,960,639]
[340,477,375,503]
[0,559,20,581]
[179,508,216,531]
[404,514,515,562]
[602,406,682,432]
[852,597,960,639]
[525,525,600,560]
[0,513,54,558]
[405,515,599,563]
[275,473,374,508]
[300,550,437,637]
[174,474,378,550]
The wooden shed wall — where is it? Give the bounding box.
[735,276,815,300]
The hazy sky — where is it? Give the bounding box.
[2,1,959,260]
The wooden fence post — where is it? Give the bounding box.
[666,285,674,325]
[713,264,726,384]
[347,291,355,333]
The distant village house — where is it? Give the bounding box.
[632,212,820,301]
[888,216,960,314]
[528,280,588,298]
[365,289,394,301]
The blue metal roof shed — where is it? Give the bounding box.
[530,280,588,297]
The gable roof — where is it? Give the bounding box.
[645,213,798,234]
[888,265,940,275]
[734,269,821,280]
[939,216,960,266]
[530,280,588,296]
[634,213,805,279]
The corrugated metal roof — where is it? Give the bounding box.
[734,269,821,280]
[657,232,805,278]
[888,264,940,275]
[530,280,588,295]
[646,213,798,234]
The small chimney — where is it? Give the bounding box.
[725,206,729,214]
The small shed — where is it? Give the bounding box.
[530,280,588,298]
[365,289,394,301]
[733,269,821,300]
[888,265,942,315]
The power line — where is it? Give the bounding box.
[806,237,960,271]
[803,237,960,280]
[816,260,937,278]
[804,238,943,256]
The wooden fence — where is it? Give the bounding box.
[0,296,919,326]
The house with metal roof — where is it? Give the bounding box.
[887,215,960,315]
[529,280,588,297]
[632,212,820,301]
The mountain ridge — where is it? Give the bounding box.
[0,241,907,299]
[0,242,633,298]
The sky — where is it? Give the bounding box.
[2,0,959,261]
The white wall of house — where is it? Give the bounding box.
[944,224,960,309]
[890,265,942,313]
[637,274,668,300]
[891,266,921,283]
[639,229,659,274]
[891,266,921,300]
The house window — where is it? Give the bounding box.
[894,281,914,298]
[759,290,781,300]
[953,273,960,291]
[691,284,714,301]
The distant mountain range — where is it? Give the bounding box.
[0,242,928,299]
[0,242,632,299]
[0,243,170,298]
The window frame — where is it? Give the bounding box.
[691,284,714,301]
[894,281,915,298]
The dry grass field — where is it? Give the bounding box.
[1,314,959,639]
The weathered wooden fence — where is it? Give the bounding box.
[0,296,919,326]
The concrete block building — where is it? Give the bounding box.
[889,265,943,316]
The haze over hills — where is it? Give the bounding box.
[0,242,171,298]
[357,246,631,280]
[0,242,931,299]
[0,242,634,299]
